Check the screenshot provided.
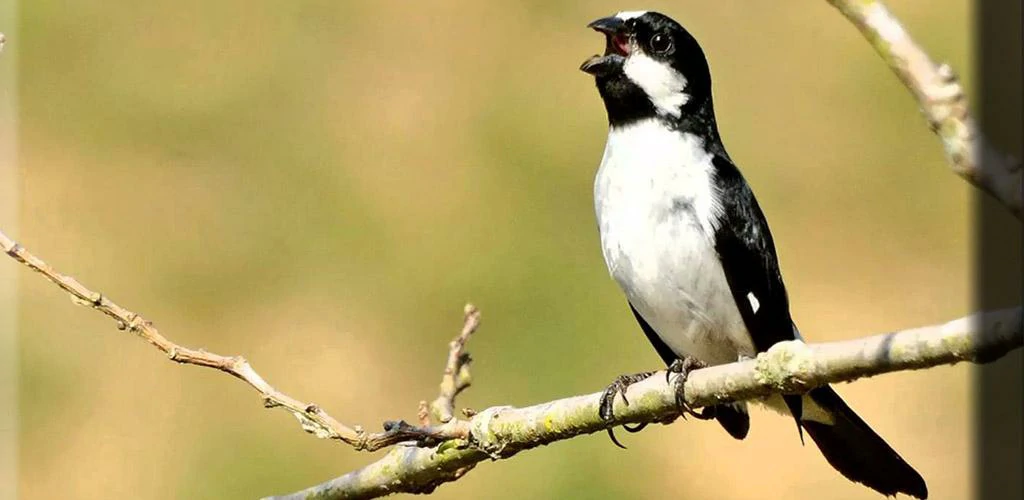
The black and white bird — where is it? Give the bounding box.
[580,11,928,499]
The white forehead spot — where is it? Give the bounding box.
[622,52,690,118]
[615,10,648,20]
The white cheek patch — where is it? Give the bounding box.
[747,292,760,314]
[615,10,647,20]
[622,52,690,118]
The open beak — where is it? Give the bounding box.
[580,16,630,76]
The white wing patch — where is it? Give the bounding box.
[615,10,648,20]
[622,52,690,118]
[747,292,760,314]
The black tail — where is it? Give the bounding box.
[714,402,750,440]
[803,386,928,499]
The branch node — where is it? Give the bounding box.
[294,412,334,439]
[381,419,407,433]
[124,314,146,333]
[4,241,20,257]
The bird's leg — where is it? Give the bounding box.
[667,356,716,420]
[599,370,658,420]
[599,370,657,449]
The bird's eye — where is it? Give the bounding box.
[649,33,672,54]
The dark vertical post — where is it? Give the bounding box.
[974,1,1023,499]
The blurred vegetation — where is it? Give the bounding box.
[12,1,974,499]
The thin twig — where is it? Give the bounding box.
[828,0,1022,218]
[268,307,1022,500]
[0,229,469,452]
[430,304,481,423]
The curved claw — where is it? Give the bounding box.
[623,422,648,433]
[606,420,649,450]
[599,371,656,421]
[607,428,628,449]
[599,370,657,449]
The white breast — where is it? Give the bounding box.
[593,119,754,366]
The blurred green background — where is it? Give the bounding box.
[9,1,975,498]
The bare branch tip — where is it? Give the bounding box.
[458,304,482,341]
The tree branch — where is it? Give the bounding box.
[0,229,471,452]
[268,307,1022,500]
[827,0,1022,218]
[5,220,1021,499]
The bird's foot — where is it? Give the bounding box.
[667,356,715,420]
[599,370,657,449]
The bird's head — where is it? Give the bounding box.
[580,11,712,125]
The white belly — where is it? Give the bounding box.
[594,119,754,366]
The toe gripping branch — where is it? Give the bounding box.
[599,370,657,448]
[598,356,715,449]
[666,357,716,421]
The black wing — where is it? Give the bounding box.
[711,155,804,425]
[711,155,797,352]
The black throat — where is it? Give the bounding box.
[597,77,728,158]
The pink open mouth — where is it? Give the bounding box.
[580,18,630,75]
[608,32,630,56]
